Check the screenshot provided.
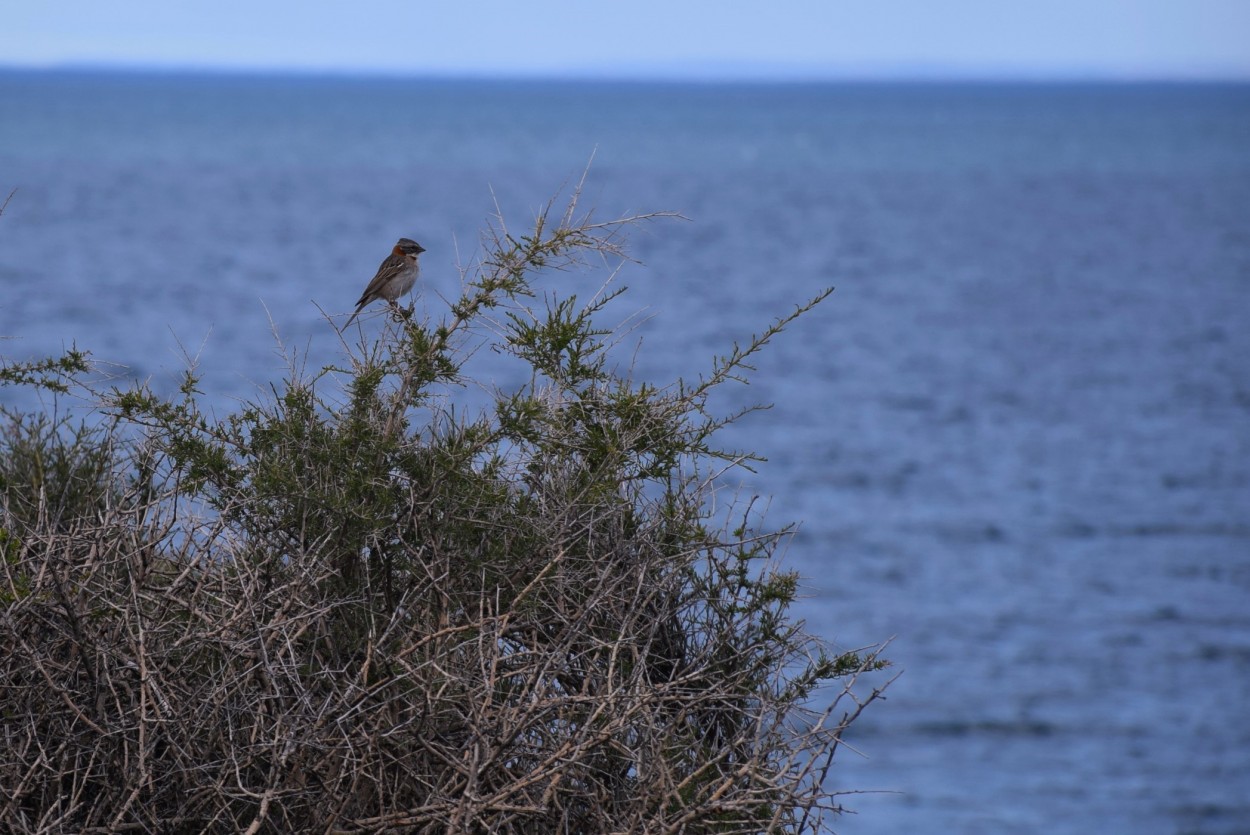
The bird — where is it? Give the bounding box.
[344,238,426,326]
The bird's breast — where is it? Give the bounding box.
[394,265,418,295]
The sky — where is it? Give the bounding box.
[4,0,1249,80]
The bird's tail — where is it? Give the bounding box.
[343,304,364,328]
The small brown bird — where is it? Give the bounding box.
[344,238,426,326]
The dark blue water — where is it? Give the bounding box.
[3,71,1249,834]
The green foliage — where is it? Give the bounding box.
[0,348,91,393]
[0,186,890,833]
[0,410,123,530]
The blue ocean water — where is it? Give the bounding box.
[2,71,1249,833]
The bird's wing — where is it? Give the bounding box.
[355,255,401,306]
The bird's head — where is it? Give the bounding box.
[395,238,426,257]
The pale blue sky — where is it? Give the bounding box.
[4,0,1249,79]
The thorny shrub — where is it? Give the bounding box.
[0,184,891,833]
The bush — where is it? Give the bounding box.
[0,187,889,833]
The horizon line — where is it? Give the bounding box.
[3,61,1249,85]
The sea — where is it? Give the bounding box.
[2,70,1248,834]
